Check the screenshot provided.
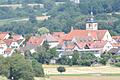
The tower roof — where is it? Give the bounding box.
[86,11,96,23]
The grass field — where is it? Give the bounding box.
[43,65,120,80]
[43,65,120,75]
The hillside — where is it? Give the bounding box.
[0,0,120,35]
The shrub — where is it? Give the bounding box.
[57,66,66,73]
[114,62,120,67]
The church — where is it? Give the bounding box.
[57,12,115,57]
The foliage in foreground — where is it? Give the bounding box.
[0,54,44,80]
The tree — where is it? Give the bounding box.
[100,52,112,65]
[57,66,66,74]
[9,54,34,80]
[29,14,37,24]
[37,27,49,35]
[32,60,44,77]
[43,40,50,51]
[78,52,97,66]
[72,51,80,65]
[24,50,32,59]
[32,47,51,64]
[48,48,58,59]
[57,56,69,65]
[0,56,10,78]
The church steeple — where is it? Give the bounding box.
[86,12,98,30]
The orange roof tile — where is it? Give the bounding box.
[0,40,6,44]
[64,30,107,41]
[89,41,108,48]
[52,32,65,37]
[4,48,13,53]
[0,32,9,40]
[76,42,87,48]
[65,45,75,49]
[27,36,44,45]
[42,34,58,42]
[112,43,120,47]
[12,35,23,41]
[4,39,17,46]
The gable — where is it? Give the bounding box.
[102,30,112,41]
[103,42,113,51]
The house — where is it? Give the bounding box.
[89,41,113,52]
[26,36,45,53]
[112,43,120,48]
[4,39,19,49]
[58,40,113,57]
[0,40,7,55]
[3,48,14,57]
[12,35,25,47]
[57,12,115,57]
[43,34,59,48]
[112,36,120,43]
[12,35,24,40]
[0,32,10,40]
[64,30,113,42]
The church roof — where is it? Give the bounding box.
[64,30,108,41]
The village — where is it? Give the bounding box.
[0,12,119,61]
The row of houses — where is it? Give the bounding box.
[26,30,116,58]
[1,12,120,58]
[0,32,25,57]
[0,29,120,58]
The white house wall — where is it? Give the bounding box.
[103,42,113,52]
[49,42,59,48]
[10,42,19,49]
[102,31,113,42]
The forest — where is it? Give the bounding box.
[0,0,120,35]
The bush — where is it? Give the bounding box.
[57,66,66,73]
[114,62,120,67]
[79,60,91,66]
[99,58,107,65]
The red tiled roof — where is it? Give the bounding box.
[27,36,44,45]
[112,43,120,47]
[0,32,9,40]
[4,39,17,46]
[112,36,120,39]
[4,48,13,52]
[89,41,108,48]
[12,35,23,41]
[0,40,6,44]
[64,30,107,41]
[52,32,65,37]
[42,34,58,42]
[76,42,87,48]
[65,45,75,49]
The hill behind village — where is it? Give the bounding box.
[0,0,119,35]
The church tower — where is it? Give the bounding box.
[86,12,98,30]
